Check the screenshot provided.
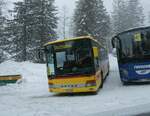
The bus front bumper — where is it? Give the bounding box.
[49,86,97,93]
[47,75,101,93]
[122,77,150,83]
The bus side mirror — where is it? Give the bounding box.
[93,47,99,58]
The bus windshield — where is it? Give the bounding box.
[118,29,150,61]
[46,39,94,77]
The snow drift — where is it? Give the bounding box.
[0,55,150,116]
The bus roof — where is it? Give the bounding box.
[116,26,150,36]
[44,36,102,46]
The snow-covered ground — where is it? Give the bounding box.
[1,55,150,116]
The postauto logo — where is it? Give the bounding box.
[134,64,150,75]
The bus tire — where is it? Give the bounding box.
[100,73,103,88]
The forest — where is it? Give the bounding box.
[0,0,147,63]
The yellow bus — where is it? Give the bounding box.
[44,36,109,94]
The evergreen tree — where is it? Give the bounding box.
[112,0,128,34]
[126,0,144,28]
[95,0,110,43]
[0,0,8,63]
[7,0,31,61]
[112,0,144,34]
[28,0,58,62]
[73,0,110,43]
[8,0,58,62]
[0,14,6,63]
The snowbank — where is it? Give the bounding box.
[0,55,150,116]
[0,54,117,83]
[0,60,47,83]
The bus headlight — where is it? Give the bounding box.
[86,80,96,87]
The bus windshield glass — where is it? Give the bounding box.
[118,28,150,61]
[46,39,94,77]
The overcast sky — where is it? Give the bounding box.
[7,0,150,14]
[55,0,150,13]
[6,0,150,16]
[4,0,150,39]
[55,0,150,24]
[55,0,113,15]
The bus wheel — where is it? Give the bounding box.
[100,73,103,88]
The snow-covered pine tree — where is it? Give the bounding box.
[112,0,128,34]
[8,0,57,62]
[7,0,32,62]
[95,0,110,44]
[112,0,144,34]
[73,0,110,44]
[126,0,144,28]
[95,0,110,37]
[0,13,6,63]
[25,0,58,62]
[0,0,8,63]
